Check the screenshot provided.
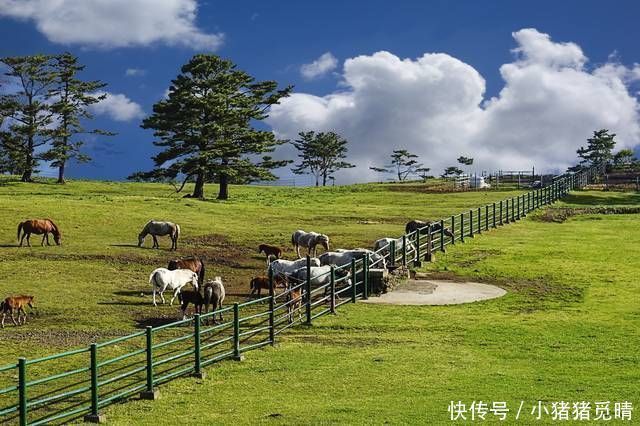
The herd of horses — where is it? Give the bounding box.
[3,219,454,328]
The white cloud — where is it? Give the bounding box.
[125,68,146,77]
[0,0,224,50]
[300,52,338,80]
[268,29,640,183]
[89,92,145,122]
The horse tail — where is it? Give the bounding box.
[198,259,205,284]
[149,270,159,288]
[174,224,181,240]
[291,233,296,246]
[17,222,24,242]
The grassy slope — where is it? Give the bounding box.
[103,191,640,425]
[0,179,638,424]
[0,179,523,358]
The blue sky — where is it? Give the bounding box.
[1,1,639,182]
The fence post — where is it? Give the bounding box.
[425,225,434,262]
[305,256,312,324]
[439,219,445,252]
[469,210,474,238]
[363,255,369,300]
[516,196,521,220]
[477,207,482,234]
[389,240,396,267]
[351,258,357,303]
[414,230,422,267]
[330,266,336,314]
[460,214,465,242]
[485,205,489,231]
[493,203,497,228]
[268,267,275,346]
[84,344,104,423]
[140,327,158,399]
[233,303,244,360]
[192,315,204,378]
[450,215,456,245]
[401,235,407,267]
[512,198,516,222]
[499,201,504,225]
[18,358,26,426]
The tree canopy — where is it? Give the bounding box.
[291,131,355,186]
[370,149,423,181]
[576,129,617,168]
[131,54,292,199]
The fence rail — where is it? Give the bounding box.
[0,164,603,425]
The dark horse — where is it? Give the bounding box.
[167,257,206,285]
[17,219,61,247]
[405,219,455,238]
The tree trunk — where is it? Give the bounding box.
[21,147,33,182]
[322,172,327,186]
[217,173,229,200]
[193,173,205,199]
[57,162,66,184]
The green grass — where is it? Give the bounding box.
[0,177,638,424]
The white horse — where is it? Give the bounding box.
[320,249,387,270]
[138,220,181,251]
[290,264,351,288]
[269,257,321,278]
[203,277,225,323]
[149,268,198,306]
[291,230,330,258]
[373,238,416,259]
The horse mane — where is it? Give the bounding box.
[47,218,61,236]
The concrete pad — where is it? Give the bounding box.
[362,280,506,306]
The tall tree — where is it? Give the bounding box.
[415,167,431,181]
[577,129,616,168]
[370,149,422,181]
[0,55,57,182]
[612,148,638,170]
[457,155,473,175]
[42,53,113,184]
[291,131,355,186]
[131,54,292,199]
[442,166,463,178]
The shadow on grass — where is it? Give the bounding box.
[135,317,181,329]
[563,191,640,206]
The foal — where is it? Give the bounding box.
[258,244,282,266]
[178,291,204,321]
[1,295,35,328]
[249,275,287,298]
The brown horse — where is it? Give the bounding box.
[249,275,287,298]
[1,295,35,328]
[17,219,61,247]
[258,244,282,265]
[167,257,205,285]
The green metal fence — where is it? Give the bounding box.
[0,165,602,424]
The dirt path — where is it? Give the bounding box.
[363,279,506,305]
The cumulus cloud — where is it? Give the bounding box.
[89,92,145,122]
[125,68,146,77]
[268,29,640,183]
[0,0,223,50]
[300,52,338,80]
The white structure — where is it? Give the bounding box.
[469,175,490,189]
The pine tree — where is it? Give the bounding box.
[291,131,355,186]
[43,53,114,184]
[131,54,292,199]
[577,129,616,167]
[0,55,57,182]
[370,149,422,181]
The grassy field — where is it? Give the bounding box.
[0,178,638,424]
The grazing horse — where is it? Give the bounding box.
[149,268,198,306]
[203,277,225,323]
[405,220,455,238]
[138,220,180,250]
[258,244,282,266]
[269,257,321,278]
[319,249,387,270]
[291,230,330,258]
[373,237,416,258]
[17,219,61,247]
[168,257,205,285]
[249,275,287,298]
[178,290,205,320]
[1,295,35,328]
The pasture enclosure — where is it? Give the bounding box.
[0,165,603,425]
